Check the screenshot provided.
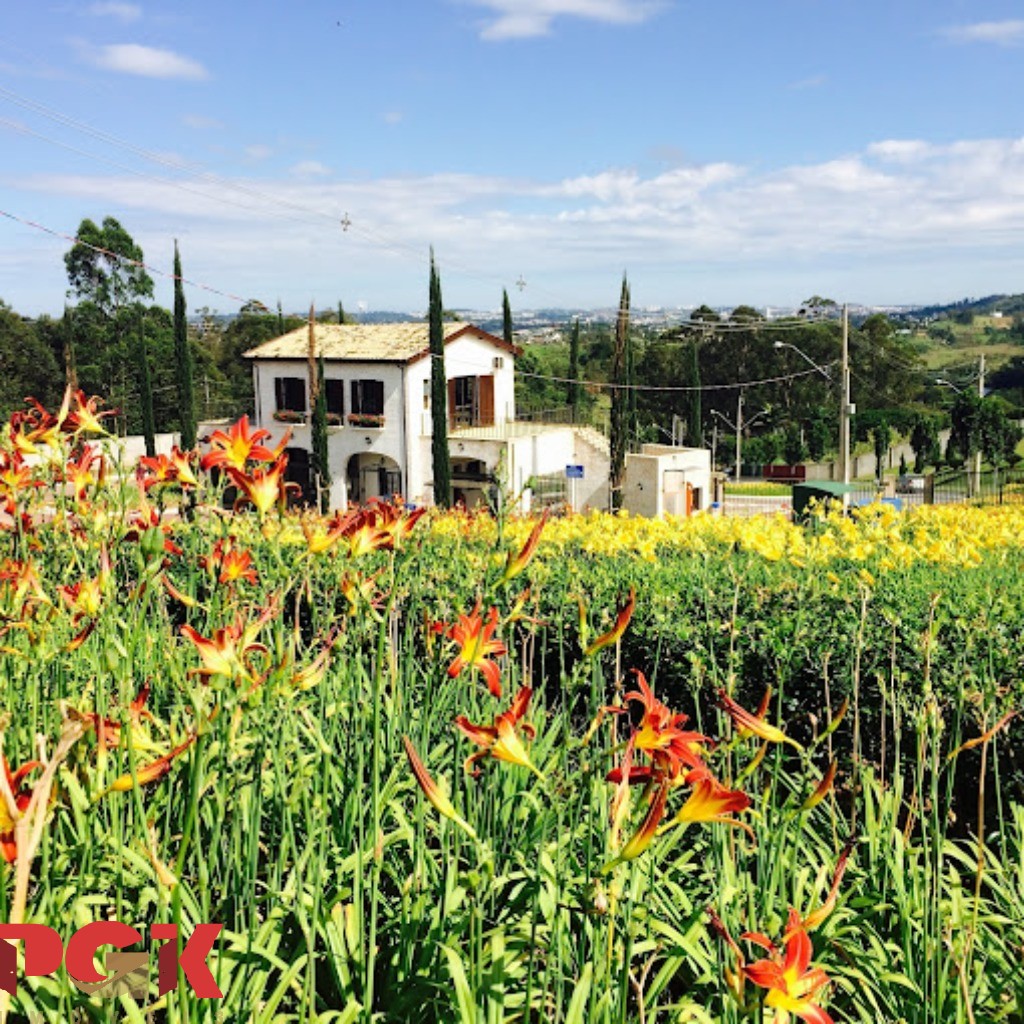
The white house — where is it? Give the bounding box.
[242,321,610,510]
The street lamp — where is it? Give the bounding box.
[772,304,853,487]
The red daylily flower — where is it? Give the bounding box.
[743,910,834,1024]
[0,757,43,863]
[614,670,712,785]
[201,415,287,472]
[602,779,669,873]
[454,685,542,778]
[436,600,507,697]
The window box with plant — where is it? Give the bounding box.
[273,409,306,424]
[347,412,386,428]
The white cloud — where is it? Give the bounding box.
[10,135,1024,309]
[788,74,827,90]
[81,42,208,80]
[290,160,331,178]
[87,3,142,22]
[182,113,224,130]
[463,0,665,40]
[244,144,273,161]
[940,20,1024,46]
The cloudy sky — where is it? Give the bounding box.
[3,1,1024,316]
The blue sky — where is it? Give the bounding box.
[3,0,1024,316]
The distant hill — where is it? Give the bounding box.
[908,294,1024,320]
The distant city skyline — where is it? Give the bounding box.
[3,1,1024,317]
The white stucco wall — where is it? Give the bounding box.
[623,445,711,518]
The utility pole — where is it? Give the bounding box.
[974,353,985,496]
[840,303,852,487]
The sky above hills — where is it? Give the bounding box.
[3,1,1024,317]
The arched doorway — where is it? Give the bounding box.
[346,453,402,505]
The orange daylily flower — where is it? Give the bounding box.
[228,456,296,516]
[719,688,803,751]
[796,841,854,933]
[436,600,507,698]
[137,453,178,490]
[58,546,111,624]
[63,389,115,437]
[59,444,103,501]
[500,510,548,584]
[660,776,752,834]
[0,451,40,514]
[402,736,478,839]
[369,498,426,549]
[73,685,157,752]
[169,446,198,487]
[602,780,668,873]
[107,733,197,792]
[200,536,258,586]
[201,415,287,472]
[742,909,834,1024]
[584,587,636,656]
[801,760,837,811]
[454,685,542,778]
[0,757,44,863]
[180,605,275,684]
[300,509,354,554]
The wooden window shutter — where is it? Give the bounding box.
[479,375,495,426]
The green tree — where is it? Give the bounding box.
[872,418,893,483]
[173,241,197,449]
[64,216,154,318]
[609,275,631,510]
[910,415,941,473]
[0,302,62,417]
[783,423,807,465]
[64,217,155,426]
[429,249,451,509]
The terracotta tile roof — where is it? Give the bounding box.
[243,322,516,363]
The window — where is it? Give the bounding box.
[451,376,477,427]
[325,379,345,418]
[274,377,306,414]
[351,379,384,416]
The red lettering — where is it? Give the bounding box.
[0,925,63,996]
[152,923,222,998]
[65,921,143,985]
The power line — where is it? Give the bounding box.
[0,207,255,306]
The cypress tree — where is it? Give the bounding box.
[429,249,452,508]
[173,241,196,449]
[137,311,156,458]
[609,274,630,510]
[567,317,581,419]
[62,305,79,392]
[312,354,331,511]
[682,340,702,445]
[338,300,346,325]
[502,289,513,347]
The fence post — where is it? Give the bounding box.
[924,472,935,504]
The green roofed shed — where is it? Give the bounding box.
[792,481,859,521]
